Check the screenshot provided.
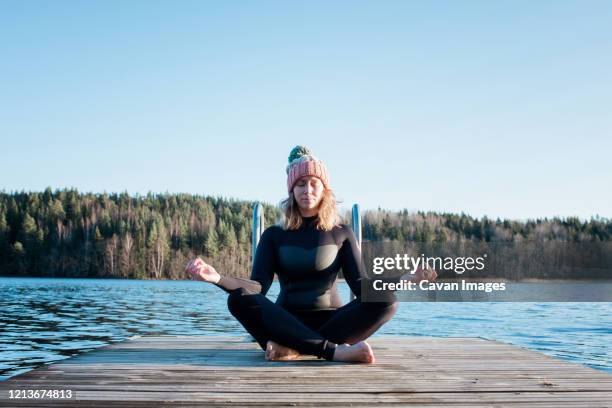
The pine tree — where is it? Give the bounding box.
[204,229,219,259]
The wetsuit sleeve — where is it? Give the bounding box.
[339,226,368,298]
[214,275,263,294]
[340,225,400,301]
[214,226,276,295]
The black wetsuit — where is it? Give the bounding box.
[215,215,398,360]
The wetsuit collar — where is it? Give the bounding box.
[301,215,318,227]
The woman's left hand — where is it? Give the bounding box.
[411,267,438,283]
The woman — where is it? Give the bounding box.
[186,146,437,363]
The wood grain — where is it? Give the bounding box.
[1,335,611,407]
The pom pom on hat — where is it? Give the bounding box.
[287,145,313,166]
[286,145,330,193]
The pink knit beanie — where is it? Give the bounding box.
[286,146,330,193]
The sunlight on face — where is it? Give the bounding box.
[293,176,324,211]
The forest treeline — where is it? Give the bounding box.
[0,189,610,280]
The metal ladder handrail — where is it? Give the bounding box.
[251,202,264,264]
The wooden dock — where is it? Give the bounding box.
[1,335,612,407]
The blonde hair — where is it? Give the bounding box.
[281,188,340,231]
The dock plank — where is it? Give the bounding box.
[1,336,611,407]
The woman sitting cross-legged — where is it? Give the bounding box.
[186,146,437,363]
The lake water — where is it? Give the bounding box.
[1,277,611,381]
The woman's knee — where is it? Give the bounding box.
[365,300,399,323]
[385,300,399,320]
[227,287,259,315]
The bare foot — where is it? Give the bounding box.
[333,341,375,364]
[265,340,301,361]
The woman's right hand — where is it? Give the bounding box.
[186,258,221,284]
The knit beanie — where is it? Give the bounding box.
[286,146,330,193]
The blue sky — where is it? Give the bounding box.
[1,1,611,220]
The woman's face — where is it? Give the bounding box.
[293,176,325,212]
